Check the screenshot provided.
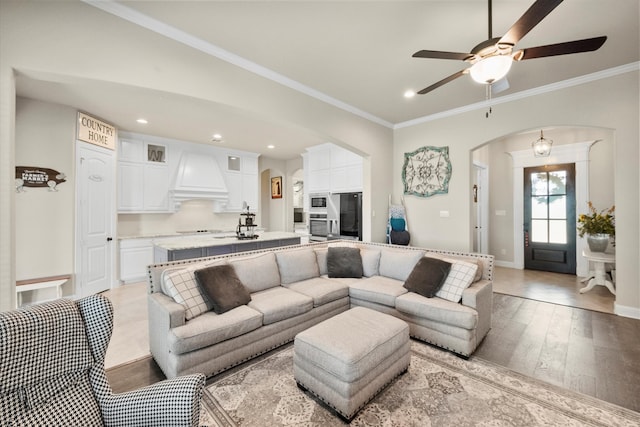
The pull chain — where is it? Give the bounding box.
[485,83,493,118]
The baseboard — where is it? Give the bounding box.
[614,303,640,319]
[494,260,517,269]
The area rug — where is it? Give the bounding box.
[198,341,640,426]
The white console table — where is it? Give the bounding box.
[580,249,615,295]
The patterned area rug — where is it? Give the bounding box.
[198,341,640,426]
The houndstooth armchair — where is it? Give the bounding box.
[0,294,205,426]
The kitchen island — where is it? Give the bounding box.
[153,231,302,263]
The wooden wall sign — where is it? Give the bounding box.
[15,166,66,192]
[77,112,116,150]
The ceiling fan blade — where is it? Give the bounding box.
[412,50,471,61]
[417,69,467,95]
[514,36,607,61]
[499,0,564,47]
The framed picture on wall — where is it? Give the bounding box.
[271,176,282,199]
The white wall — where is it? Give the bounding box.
[393,72,639,317]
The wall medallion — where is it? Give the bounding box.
[402,146,452,197]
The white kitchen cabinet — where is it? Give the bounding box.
[308,145,331,171]
[119,238,154,284]
[307,143,362,194]
[118,161,144,211]
[118,139,144,162]
[143,164,170,211]
[215,153,260,213]
[242,173,258,210]
[118,161,170,213]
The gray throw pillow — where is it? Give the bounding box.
[327,247,363,278]
[195,264,251,314]
[403,257,452,298]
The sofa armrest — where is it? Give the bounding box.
[102,373,205,427]
[148,293,185,377]
[461,279,492,343]
[149,292,186,329]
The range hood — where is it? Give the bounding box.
[170,152,228,209]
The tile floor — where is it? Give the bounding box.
[102,266,616,369]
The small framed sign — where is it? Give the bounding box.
[147,144,166,163]
[271,176,282,199]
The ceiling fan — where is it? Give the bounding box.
[412,0,607,95]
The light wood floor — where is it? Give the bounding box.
[105,267,639,412]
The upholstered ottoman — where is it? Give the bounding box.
[293,306,410,421]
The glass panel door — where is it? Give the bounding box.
[524,164,576,274]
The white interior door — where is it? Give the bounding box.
[76,142,116,296]
[473,163,489,254]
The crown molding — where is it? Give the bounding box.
[395,62,640,129]
[83,1,637,133]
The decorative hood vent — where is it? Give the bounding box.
[171,152,228,209]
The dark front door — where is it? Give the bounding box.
[524,163,576,274]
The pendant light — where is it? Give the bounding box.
[532,130,553,157]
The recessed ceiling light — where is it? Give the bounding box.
[267,145,275,149]
[211,133,223,142]
[136,118,148,124]
[404,90,416,99]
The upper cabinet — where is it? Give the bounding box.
[215,152,259,213]
[117,133,261,214]
[306,143,363,194]
[117,139,170,213]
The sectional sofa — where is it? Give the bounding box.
[147,241,494,379]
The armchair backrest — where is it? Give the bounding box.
[0,296,113,425]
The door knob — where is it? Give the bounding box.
[107,237,113,242]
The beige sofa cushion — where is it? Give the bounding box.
[229,252,281,293]
[360,248,381,277]
[248,287,314,325]
[378,249,425,281]
[276,249,320,284]
[283,277,349,307]
[315,248,328,276]
[395,292,478,330]
[348,276,408,307]
[163,264,213,320]
[435,259,479,303]
[168,305,263,354]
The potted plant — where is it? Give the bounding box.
[577,202,615,252]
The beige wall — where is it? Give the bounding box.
[14,98,77,304]
[393,72,639,316]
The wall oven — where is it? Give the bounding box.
[309,213,328,241]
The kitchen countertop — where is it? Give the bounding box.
[118,230,247,240]
[153,231,302,251]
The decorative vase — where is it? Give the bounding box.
[587,233,609,252]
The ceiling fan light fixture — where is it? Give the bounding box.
[532,130,553,157]
[469,55,512,84]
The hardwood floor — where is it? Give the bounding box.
[474,293,640,411]
[105,267,640,412]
